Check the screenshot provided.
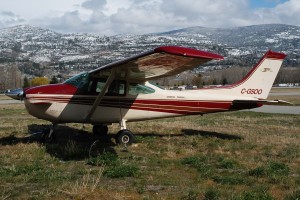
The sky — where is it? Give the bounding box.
[0,0,298,35]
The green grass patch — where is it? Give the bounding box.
[204,188,220,200]
[104,164,139,178]
[217,157,239,169]
[235,190,274,200]
[87,152,118,166]
[0,162,69,183]
[249,161,290,178]
[212,174,249,185]
[87,152,139,178]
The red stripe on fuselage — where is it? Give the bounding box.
[25,95,233,114]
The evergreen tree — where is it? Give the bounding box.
[50,76,59,84]
[222,78,228,85]
[23,76,30,88]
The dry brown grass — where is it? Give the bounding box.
[0,94,10,100]
[0,103,299,199]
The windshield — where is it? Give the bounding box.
[64,72,89,90]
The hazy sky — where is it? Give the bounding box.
[0,0,297,35]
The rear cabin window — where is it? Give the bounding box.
[128,83,155,95]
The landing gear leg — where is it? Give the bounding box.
[43,124,56,143]
[92,124,109,136]
[115,119,135,146]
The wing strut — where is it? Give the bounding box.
[84,69,116,122]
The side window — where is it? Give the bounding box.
[128,83,155,95]
[88,78,106,95]
[88,79,126,96]
[96,81,105,93]
[107,80,126,96]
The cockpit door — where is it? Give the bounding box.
[87,78,126,123]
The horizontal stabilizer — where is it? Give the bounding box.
[256,99,293,105]
[232,99,293,110]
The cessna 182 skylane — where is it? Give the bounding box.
[6,46,288,145]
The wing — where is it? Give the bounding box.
[89,46,223,81]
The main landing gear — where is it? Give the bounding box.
[42,121,135,146]
[116,129,134,146]
[92,124,109,136]
[115,119,135,146]
[92,120,135,146]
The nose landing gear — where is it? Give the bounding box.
[42,124,56,143]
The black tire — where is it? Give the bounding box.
[42,130,56,143]
[93,124,108,136]
[116,129,134,146]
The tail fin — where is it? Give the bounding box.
[204,50,287,99]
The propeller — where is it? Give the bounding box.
[5,88,24,100]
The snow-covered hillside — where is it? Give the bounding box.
[0,24,299,75]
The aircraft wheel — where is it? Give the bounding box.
[93,124,108,136]
[43,130,56,143]
[116,129,134,146]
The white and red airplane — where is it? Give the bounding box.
[6,46,288,145]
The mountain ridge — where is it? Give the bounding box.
[0,24,299,77]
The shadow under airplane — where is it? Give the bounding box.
[0,125,242,161]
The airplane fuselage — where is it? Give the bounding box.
[24,82,260,125]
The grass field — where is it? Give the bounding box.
[0,103,299,200]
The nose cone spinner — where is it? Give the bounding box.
[5,88,24,100]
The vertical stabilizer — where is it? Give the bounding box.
[203,50,286,99]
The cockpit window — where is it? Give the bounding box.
[88,78,126,96]
[64,72,89,90]
[107,80,126,96]
[128,83,155,95]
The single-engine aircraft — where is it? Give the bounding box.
[6,46,288,145]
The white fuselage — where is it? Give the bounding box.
[24,82,256,124]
